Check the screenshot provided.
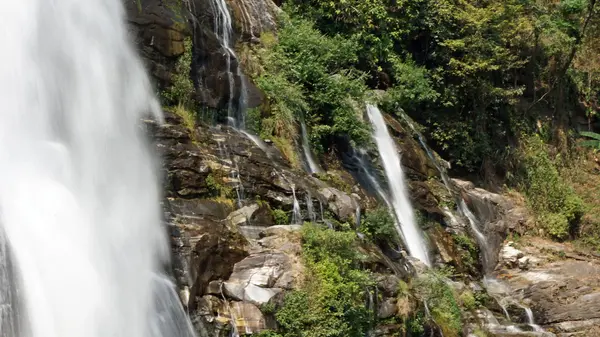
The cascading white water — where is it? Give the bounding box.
[300,122,321,174]
[209,0,247,127]
[0,1,195,337]
[366,104,430,265]
[291,185,302,225]
[306,193,317,223]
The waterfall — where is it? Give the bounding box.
[400,112,498,271]
[0,1,195,337]
[209,0,247,127]
[366,104,430,266]
[306,193,317,223]
[300,122,321,174]
[291,185,302,225]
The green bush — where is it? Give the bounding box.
[272,209,289,226]
[253,12,371,155]
[272,224,374,337]
[359,207,397,243]
[412,272,462,337]
[518,135,585,239]
[162,37,194,107]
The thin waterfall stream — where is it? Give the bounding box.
[366,104,430,266]
[400,112,545,332]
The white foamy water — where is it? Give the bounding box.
[366,104,430,265]
[0,1,194,337]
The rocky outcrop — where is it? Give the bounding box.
[125,0,192,89]
[494,237,600,336]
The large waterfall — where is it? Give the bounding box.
[0,1,194,337]
[366,105,430,266]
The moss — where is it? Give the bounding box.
[170,103,196,136]
[272,136,301,169]
[458,290,477,310]
[314,171,352,194]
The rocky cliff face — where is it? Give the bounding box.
[126,1,600,336]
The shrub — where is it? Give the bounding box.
[253,12,371,155]
[517,135,585,240]
[272,209,289,226]
[359,207,397,243]
[412,272,462,337]
[272,224,374,337]
[162,37,194,107]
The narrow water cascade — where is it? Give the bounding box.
[459,199,492,271]
[401,113,546,332]
[300,122,321,174]
[306,193,317,223]
[0,1,196,337]
[400,112,496,270]
[150,275,197,337]
[366,104,430,266]
[291,185,302,225]
[209,0,247,128]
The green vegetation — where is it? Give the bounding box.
[205,173,233,199]
[516,134,585,239]
[279,0,599,174]
[268,224,374,337]
[453,233,481,273]
[163,37,194,107]
[272,209,289,226]
[248,12,372,155]
[359,207,397,244]
[411,271,462,337]
[580,131,600,149]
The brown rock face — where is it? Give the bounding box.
[496,237,600,336]
[125,0,191,89]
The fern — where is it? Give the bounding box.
[580,131,600,149]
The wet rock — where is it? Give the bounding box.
[227,204,260,227]
[500,243,525,268]
[261,225,303,237]
[125,0,191,89]
[378,298,397,319]
[318,187,358,222]
[518,256,530,270]
[376,274,402,297]
[225,0,281,39]
[494,237,600,336]
[221,301,268,334]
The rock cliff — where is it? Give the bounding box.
[126,1,600,336]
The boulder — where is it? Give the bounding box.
[318,187,358,222]
[499,243,525,269]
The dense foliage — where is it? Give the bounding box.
[281,0,599,173]
[262,224,374,337]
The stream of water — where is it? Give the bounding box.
[366,104,430,266]
[0,1,195,336]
